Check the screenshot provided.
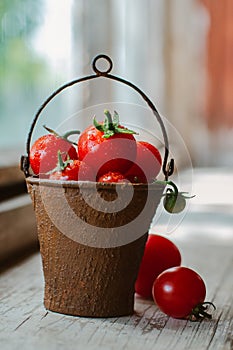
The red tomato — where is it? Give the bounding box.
[125,141,162,183]
[30,134,77,175]
[77,110,137,179]
[152,266,207,319]
[49,159,94,181]
[98,171,128,183]
[135,234,181,299]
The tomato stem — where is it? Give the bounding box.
[43,125,60,137]
[166,181,179,196]
[62,130,80,140]
[104,109,114,130]
[93,110,138,139]
[156,180,178,195]
[46,150,73,175]
[189,302,216,321]
[43,125,79,146]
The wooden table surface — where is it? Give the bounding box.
[0,168,233,350]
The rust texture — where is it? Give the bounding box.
[27,178,164,317]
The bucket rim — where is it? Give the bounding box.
[26,176,165,191]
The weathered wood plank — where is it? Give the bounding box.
[0,240,232,350]
[0,194,38,263]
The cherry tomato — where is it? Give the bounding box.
[163,192,186,213]
[152,266,207,319]
[125,141,162,183]
[49,159,94,181]
[78,110,137,179]
[135,234,181,299]
[98,171,128,183]
[30,134,77,175]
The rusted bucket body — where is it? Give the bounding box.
[27,178,164,317]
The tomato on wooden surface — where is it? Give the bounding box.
[152,266,215,320]
[125,141,162,183]
[135,234,181,299]
[78,110,137,179]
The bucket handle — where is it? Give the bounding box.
[21,54,174,180]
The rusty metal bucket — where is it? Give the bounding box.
[26,178,164,317]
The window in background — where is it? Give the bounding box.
[77,0,233,168]
[0,0,74,162]
[1,0,232,168]
[71,0,206,169]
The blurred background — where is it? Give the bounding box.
[1,0,233,167]
[0,0,233,263]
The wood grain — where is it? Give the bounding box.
[0,240,232,350]
[0,194,38,264]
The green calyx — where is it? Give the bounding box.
[156,180,195,214]
[47,150,73,175]
[43,125,80,145]
[93,110,137,138]
[189,302,216,322]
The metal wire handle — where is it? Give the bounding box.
[21,54,174,179]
